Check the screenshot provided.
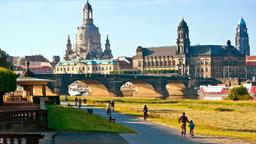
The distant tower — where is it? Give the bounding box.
[235,17,250,56]
[102,35,113,59]
[64,35,73,60]
[83,0,93,24]
[177,18,190,55]
[75,0,102,59]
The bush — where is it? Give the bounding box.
[214,107,234,112]
[228,86,251,101]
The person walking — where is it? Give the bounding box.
[143,105,148,120]
[78,98,82,108]
[75,97,78,106]
[110,100,115,112]
[189,120,195,137]
[178,112,190,138]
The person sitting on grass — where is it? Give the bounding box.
[189,120,195,137]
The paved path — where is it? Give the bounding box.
[55,132,129,144]
[83,107,214,144]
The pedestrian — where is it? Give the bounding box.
[107,101,112,115]
[189,120,195,137]
[110,100,115,112]
[143,105,148,120]
[78,98,82,108]
[75,97,78,106]
[178,112,190,137]
[65,95,68,102]
[83,98,86,104]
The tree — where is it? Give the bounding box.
[0,67,17,105]
[228,86,251,101]
[0,48,12,69]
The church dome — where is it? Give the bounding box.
[179,18,188,28]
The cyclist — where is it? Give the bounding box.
[143,105,148,120]
[178,112,190,137]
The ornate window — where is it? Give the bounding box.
[79,34,83,40]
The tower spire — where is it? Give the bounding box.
[83,0,93,24]
[177,18,190,55]
[235,17,250,56]
[101,35,113,59]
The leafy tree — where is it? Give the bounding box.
[228,86,251,101]
[0,48,12,69]
[0,67,17,105]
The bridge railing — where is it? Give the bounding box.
[0,133,55,144]
[0,133,43,144]
[0,109,48,122]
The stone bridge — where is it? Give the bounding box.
[35,74,221,99]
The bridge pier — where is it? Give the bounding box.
[107,81,123,97]
[151,81,169,99]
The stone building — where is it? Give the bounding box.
[64,1,113,60]
[9,55,54,74]
[54,59,130,75]
[246,56,256,80]
[133,18,247,78]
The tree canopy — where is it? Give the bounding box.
[0,48,12,69]
[0,67,17,104]
[228,86,251,101]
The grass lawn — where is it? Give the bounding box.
[61,96,256,142]
[47,105,135,133]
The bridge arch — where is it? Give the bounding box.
[120,80,161,98]
[165,80,198,99]
[67,80,110,97]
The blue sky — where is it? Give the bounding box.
[0,0,255,60]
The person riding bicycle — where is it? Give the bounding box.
[178,112,190,136]
[143,105,148,120]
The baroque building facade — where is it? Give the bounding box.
[64,1,113,60]
[133,18,248,78]
[54,59,131,75]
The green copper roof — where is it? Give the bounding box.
[240,18,246,26]
[57,59,117,66]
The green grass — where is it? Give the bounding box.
[65,96,256,142]
[47,105,135,133]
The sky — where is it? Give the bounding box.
[0,0,255,60]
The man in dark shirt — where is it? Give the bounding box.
[178,112,190,136]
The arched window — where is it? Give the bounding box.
[172,60,176,66]
[79,34,83,40]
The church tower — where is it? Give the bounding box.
[102,35,113,59]
[64,35,73,60]
[75,0,102,59]
[177,18,190,55]
[83,0,93,25]
[235,17,250,56]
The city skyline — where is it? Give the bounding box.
[0,0,255,60]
